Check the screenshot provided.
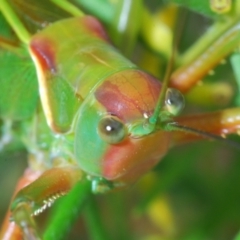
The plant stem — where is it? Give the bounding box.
[43,180,91,240]
[83,196,111,240]
[0,0,31,44]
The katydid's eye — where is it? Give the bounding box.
[98,116,127,144]
[165,88,185,116]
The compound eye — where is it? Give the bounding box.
[165,88,185,116]
[98,116,127,144]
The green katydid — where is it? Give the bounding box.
[1,0,240,239]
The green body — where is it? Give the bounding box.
[28,16,170,183]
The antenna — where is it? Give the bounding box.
[167,122,240,150]
[149,41,175,125]
[149,8,187,127]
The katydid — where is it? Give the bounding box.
[1,0,240,239]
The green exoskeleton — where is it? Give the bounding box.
[1,0,240,239]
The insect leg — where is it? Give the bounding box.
[0,168,41,240]
[172,107,240,145]
[10,167,84,240]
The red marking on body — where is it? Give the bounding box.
[97,81,143,119]
[95,70,161,122]
[30,37,56,73]
[80,16,110,42]
[101,131,170,182]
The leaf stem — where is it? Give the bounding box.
[83,196,111,240]
[51,0,84,17]
[0,0,31,44]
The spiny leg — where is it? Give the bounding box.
[0,168,42,240]
[10,167,83,240]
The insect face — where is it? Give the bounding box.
[74,69,171,184]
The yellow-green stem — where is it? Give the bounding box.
[51,0,84,17]
[0,0,31,44]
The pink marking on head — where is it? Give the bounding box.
[30,37,56,73]
[95,70,161,122]
[101,131,170,182]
